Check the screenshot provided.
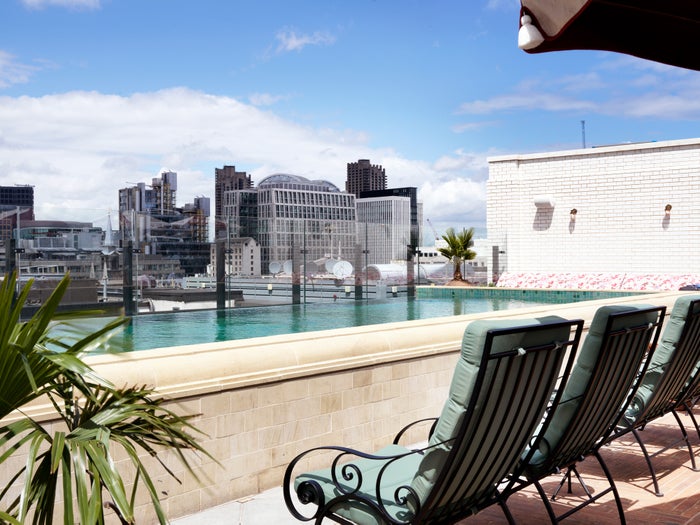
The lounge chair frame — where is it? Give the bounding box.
[283,318,584,524]
[612,298,700,496]
[504,305,666,524]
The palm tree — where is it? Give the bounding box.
[438,227,476,282]
[0,272,113,421]
[0,273,214,524]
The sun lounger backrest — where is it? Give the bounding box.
[411,316,582,523]
[624,296,700,425]
[526,305,665,478]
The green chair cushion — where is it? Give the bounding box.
[625,295,700,422]
[410,315,571,504]
[529,304,659,467]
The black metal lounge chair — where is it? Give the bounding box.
[679,361,700,440]
[283,316,584,524]
[611,296,700,496]
[503,304,666,524]
[673,299,700,441]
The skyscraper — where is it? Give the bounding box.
[0,185,35,240]
[346,159,386,198]
[356,196,411,265]
[118,171,211,275]
[360,188,419,246]
[215,165,253,238]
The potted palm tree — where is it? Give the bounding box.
[0,273,214,524]
[437,227,476,284]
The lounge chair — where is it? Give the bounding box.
[503,304,666,524]
[679,363,700,440]
[612,296,700,496]
[283,316,584,524]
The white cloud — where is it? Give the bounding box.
[451,121,497,133]
[599,54,689,76]
[615,92,700,119]
[419,178,487,235]
[22,0,100,9]
[248,92,292,107]
[0,88,488,235]
[555,72,605,93]
[433,149,489,180]
[364,150,489,239]
[275,29,336,53]
[485,0,520,11]
[0,51,38,88]
[458,92,597,115]
[456,62,700,121]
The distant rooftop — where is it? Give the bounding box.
[257,173,341,192]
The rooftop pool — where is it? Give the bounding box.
[114,287,645,352]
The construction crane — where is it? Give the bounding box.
[426,218,439,241]
[427,219,448,248]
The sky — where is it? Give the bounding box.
[2,0,700,242]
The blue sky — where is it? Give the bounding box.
[2,0,699,240]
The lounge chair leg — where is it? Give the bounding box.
[496,492,517,525]
[631,428,663,497]
[534,480,559,524]
[551,469,571,501]
[671,409,699,472]
[551,466,591,501]
[595,450,627,525]
[682,401,700,441]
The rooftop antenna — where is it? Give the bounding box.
[581,120,586,148]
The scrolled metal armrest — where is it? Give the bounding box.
[283,444,433,523]
[393,417,439,445]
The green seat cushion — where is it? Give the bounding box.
[625,295,700,422]
[294,444,423,525]
[410,315,571,504]
[529,304,659,468]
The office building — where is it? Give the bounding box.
[356,196,411,265]
[119,171,211,275]
[223,174,356,274]
[360,187,421,253]
[209,237,261,278]
[0,185,35,240]
[346,159,386,198]
[215,166,253,238]
[221,189,258,240]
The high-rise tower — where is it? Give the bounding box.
[345,159,386,198]
[215,165,253,238]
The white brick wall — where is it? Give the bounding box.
[487,138,700,274]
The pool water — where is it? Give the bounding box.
[119,296,549,351]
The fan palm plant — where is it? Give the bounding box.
[438,227,476,282]
[0,272,111,421]
[0,273,214,524]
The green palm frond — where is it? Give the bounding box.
[0,273,216,524]
[438,227,476,281]
[1,378,215,524]
[0,273,127,419]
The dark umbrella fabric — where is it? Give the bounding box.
[518,1,700,71]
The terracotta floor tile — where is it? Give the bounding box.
[457,410,700,524]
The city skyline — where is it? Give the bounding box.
[2,1,700,239]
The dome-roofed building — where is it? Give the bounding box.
[258,174,342,193]
[223,173,356,275]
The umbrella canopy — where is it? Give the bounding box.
[518,1,700,71]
